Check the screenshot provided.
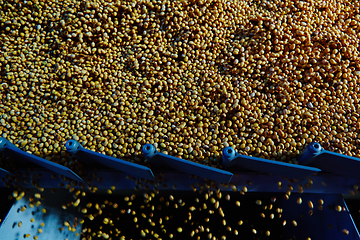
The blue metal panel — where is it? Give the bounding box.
[142,144,233,183]
[0,189,82,240]
[65,140,154,180]
[222,147,321,179]
[298,142,360,179]
[1,169,359,194]
[0,138,83,183]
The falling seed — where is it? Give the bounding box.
[343,229,349,235]
[236,201,240,207]
[177,227,182,233]
[13,191,18,198]
[252,229,257,234]
[34,193,41,199]
[297,198,302,204]
[335,205,342,212]
[169,195,174,201]
[270,213,274,219]
[308,201,314,209]
[260,213,265,218]
[226,194,230,201]
[292,220,297,226]
[256,200,262,205]
[318,199,324,205]
[41,208,47,213]
[38,228,43,233]
[222,219,226,226]
[238,220,243,225]
[73,199,80,207]
[266,230,270,236]
[17,221,22,227]
[283,220,287,226]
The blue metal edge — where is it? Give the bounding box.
[142,144,233,183]
[0,167,14,176]
[65,140,155,180]
[222,147,321,179]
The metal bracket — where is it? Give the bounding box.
[65,140,154,180]
[222,147,321,179]
[142,144,233,183]
[298,142,360,179]
[0,138,83,183]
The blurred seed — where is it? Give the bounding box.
[335,205,342,212]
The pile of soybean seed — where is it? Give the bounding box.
[1,0,360,170]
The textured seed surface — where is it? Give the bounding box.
[1,0,360,239]
[1,0,360,169]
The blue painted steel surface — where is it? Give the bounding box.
[298,142,360,179]
[142,144,233,183]
[65,140,155,180]
[222,147,321,179]
[0,189,82,240]
[0,138,83,182]
[0,169,359,195]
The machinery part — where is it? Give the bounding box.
[142,143,233,183]
[0,138,83,183]
[222,146,321,179]
[298,142,360,179]
[65,140,154,180]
